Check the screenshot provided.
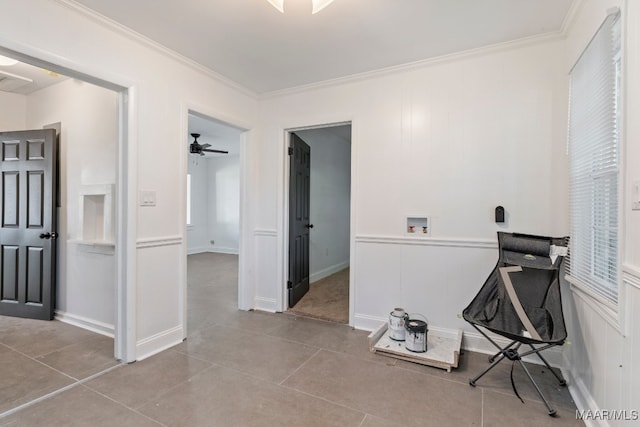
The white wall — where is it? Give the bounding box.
[207,155,240,254]
[25,78,118,335]
[0,91,26,130]
[294,127,351,283]
[187,154,240,254]
[254,38,569,354]
[0,0,258,360]
[187,156,210,253]
[560,0,640,424]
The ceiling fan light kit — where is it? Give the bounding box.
[267,0,335,14]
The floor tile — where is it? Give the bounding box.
[35,334,117,380]
[283,349,482,427]
[482,389,584,426]
[0,386,161,427]
[175,324,318,383]
[0,317,98,358]
[266,315,393,365]
[85,349,213,409]
[138,364,365,427]
[0,344,74,414]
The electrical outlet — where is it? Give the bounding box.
[633,181,640,211]
[139,190,156,207]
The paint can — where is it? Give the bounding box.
[404,316,428,353]
[388,308,409,341]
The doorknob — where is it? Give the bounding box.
[305,224,314,229]
[39,232,58,240]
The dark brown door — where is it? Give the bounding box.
[0,129,57,320]
[288,133,311,307]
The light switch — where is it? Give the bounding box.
[139,190,156,207]
[633,181,640,211]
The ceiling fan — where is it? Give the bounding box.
[189,133,228,156]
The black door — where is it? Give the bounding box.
[0,129,57,320]
[288,133,311,307]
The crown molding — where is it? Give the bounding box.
[260,30,565,100]
[54,0,258,100]
[560,0,586,35]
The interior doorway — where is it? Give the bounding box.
[185,111,244,336]
[0,48,130,413]
[286,124,352,324]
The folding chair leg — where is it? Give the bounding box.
[469,352,507,387]
[517,359,557,417]
[528,344,566,386]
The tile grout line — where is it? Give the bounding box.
[278,347,323,386]
[0,362,125,419]
[481,387,484,427]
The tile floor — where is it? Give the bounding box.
[0,253,583,426]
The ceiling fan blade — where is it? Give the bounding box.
[202,148,229,154]
[200,143,211,149]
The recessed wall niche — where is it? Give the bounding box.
[78,184,114,244]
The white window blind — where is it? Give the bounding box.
[568,11,621,303]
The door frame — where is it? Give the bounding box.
[180,105,253,338]
[281,120,355,324]
[0,44,136,362]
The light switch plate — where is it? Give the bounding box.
[633,181,640,211]
[139,190,156,207]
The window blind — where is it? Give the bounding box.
[568,11,621,303]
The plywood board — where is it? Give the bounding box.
[368,323,462,372]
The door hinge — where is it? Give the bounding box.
[288,147,293,155]
[287,280,293,289]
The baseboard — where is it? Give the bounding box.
[310,261,349,283]
[461,330,564,368]
[187,247,239,255]
[353,313,386,331]
[561,353,606,427]
[135,325,184,361]
[254,297,279,313]
[55,310,114,338]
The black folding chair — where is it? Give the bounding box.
[462,232,569,416]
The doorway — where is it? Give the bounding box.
[185,111,244,336]
[286,124,352,324]
[0,49,129,414]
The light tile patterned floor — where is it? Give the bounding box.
[0,253,583,426]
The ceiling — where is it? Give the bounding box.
[188,113,242,157]
[0,59,69,94]
[72,0,574,94]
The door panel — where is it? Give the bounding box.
[0,129,57,320]
[288,134,311,307]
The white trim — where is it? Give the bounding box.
[261,32,564,100]
[255,297,279,313]
[561,356,605,427]
[135,325,184,361]
[71,240,116,255]
[187,247,239,255]
[353,313,386,332]
[622,264,640,290]
[565,274,622,333]
[55,310,115,338]
[254,228,278,237]
[560,0,587,36]
[355,235,498,249]
[310,261,349,283]
[136,235,183,249]
[53,0,257,99]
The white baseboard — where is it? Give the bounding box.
[55,310,114,338]
[310,261,349,283]
[353,313,386,331]
[187,246,210,255]
[461,330,564,368]
[561,353,605,427]
[135,325,184,361]
[254,297,279,313]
